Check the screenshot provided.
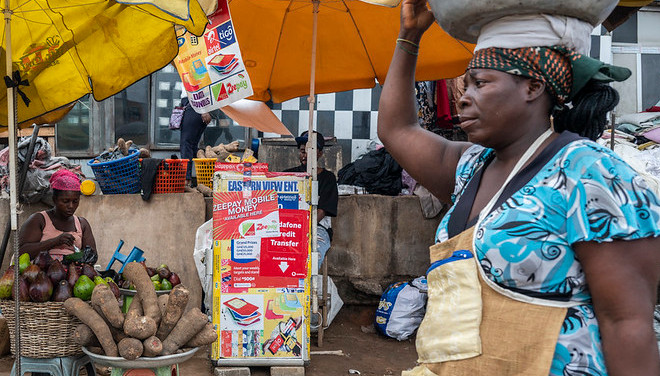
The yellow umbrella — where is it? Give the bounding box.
[229,0,473,104]
[1,0,208,128]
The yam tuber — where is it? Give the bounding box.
[123,262,161,325]
[142,335,163,357]
[91,284,124,329]
[158,294,169,317]
[64,298,118,357]
[72,324,100,347]
[124,316,158,340]
[118,337,143,360]
[161,308,208,355]
[126,296,143,322]
[156,284,189,340]
[185,322,218,347]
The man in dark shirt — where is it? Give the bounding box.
[284,131,338,271]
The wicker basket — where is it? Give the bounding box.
[0,300,83,358]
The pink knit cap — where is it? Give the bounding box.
[50,169,81,191]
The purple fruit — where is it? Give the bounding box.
[47,260,67,284]
[33,251,53,271]
[28,272,53,302]
[52,280,73,302]
[12,276,29,302]
[23,264,42,284]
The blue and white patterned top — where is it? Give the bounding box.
[435,138,660,376]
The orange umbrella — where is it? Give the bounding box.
[229,0,474,104]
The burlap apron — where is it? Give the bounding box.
[405,129,578,376]
[404,226,568,376]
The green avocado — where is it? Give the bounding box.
[63,252,84,263]
[18,253,30,274]
[160,279,172,291]
[73,275,95,301]
[93,276,108,286]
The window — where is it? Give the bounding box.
[55,95,93,155]
[114,77,149,146]
[55,66,250,158]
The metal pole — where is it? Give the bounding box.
[307,0,320,350]
[0,124,40,266]
[4,2,21,374]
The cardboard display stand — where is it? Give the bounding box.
[212,167,311,366]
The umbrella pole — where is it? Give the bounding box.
[308,0,320,349]
[4,2,22,374]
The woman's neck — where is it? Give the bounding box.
[49,208,71,221]
[492,125,553,167]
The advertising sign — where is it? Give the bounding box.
[213,190,280,240]
[212,173,311,363]
[173,0,253,113]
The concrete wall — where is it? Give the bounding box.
[258,137,343,174]
[1,192,207,310]
[3,193,440,307]
[328,195,442,304]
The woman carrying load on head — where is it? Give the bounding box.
[19,169,97,261]
[378,0,660,375]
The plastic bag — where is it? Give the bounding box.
[375,276,428,341]
[193,219,214,316]
[62,246,97,265]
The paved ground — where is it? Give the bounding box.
[0,305,419,376]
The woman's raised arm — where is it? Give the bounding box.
[377,0,470,202]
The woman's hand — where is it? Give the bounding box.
[201,113,212,125]
[57,233,75,247]
[400,0,434,42]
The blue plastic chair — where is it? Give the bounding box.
[105,240,146,273]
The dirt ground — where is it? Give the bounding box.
[0,305,420,376]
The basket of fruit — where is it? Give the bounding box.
[0,252,120,358]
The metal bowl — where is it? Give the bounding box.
[82,346,199,368]
[119,288,171,296]
[428,0,618,43]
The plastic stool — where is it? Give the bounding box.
[10,355,95,376]
[105,240,146,273]
[110,364,177,376]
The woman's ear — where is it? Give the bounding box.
[525,79,547,102]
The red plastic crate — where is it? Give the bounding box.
[153,159,188,193]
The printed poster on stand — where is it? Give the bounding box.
[211,172,311,362]
[173,0,253,113]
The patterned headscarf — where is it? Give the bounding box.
[468,46,631,105]
[50,169,81,191]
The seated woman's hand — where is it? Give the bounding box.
[57,233,75,247]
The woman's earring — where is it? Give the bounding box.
[550,114,555,132]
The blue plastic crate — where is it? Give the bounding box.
[87,149,140,194]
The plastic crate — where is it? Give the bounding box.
[153,159,188,193]
[193,158,216,188]
[87,149,140,194]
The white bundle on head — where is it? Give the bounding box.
[474,14,594,54]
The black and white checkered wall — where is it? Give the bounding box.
[264,85,383,166]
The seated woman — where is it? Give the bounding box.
[19,169,96,261]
